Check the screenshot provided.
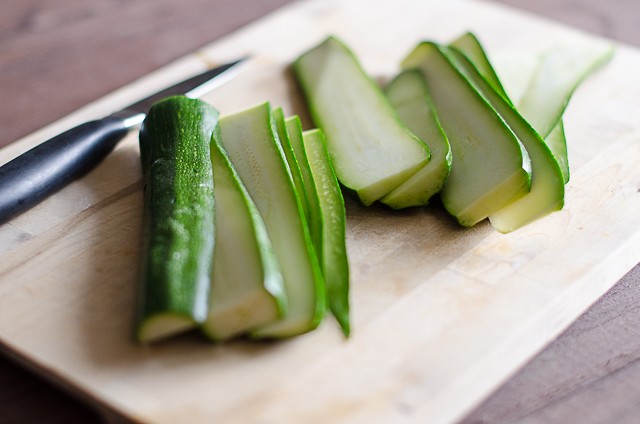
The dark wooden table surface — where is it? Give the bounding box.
[1,1,639,423]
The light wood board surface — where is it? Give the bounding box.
[1,0,639,423]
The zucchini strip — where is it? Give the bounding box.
[445,47,564,233]
[202,134,287,341]
[217,102,325,338]
[302,129,350,336]
[403,42,531,226]
[518,43,614,181]
[294,36,429,205]
[382,70,451,209]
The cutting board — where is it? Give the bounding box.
[1,0,640,423]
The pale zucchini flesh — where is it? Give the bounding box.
[202,135,286,341]
[445,47,564,233]
[518,43,615,139]
[294,36,429,205]
[544,122,569,183]
[216,102,324,338]
[489,50,540,106]
[302,129,350,336]
[403,42,531,226]
[518,43,614,182]
[382,70,451,209]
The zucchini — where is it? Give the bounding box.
[544,122,569,183]
[450,32,571,185]
[273,107,311,223]
[201,134,287,341]
[302,129,350,336]
[518,43,614,181]
[445,47,564,233]
[489,51,539,106]
[294,36,430,205]
[136,96,217,343]
[216,102,325,338]
[518,43,614,139]
[403,42,531,226]
[286,115,322,255]
[449,32,509,101]
[381,70,452,209]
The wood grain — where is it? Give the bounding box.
[462,264,640,424]
[0,0,639,423]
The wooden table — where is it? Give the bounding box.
[1,0,639,422]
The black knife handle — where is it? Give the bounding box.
[0,116,130,225]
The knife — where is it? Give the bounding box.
[0,58,245,225]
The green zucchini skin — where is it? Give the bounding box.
[137,96,218,343]
[449,32,510,102]
[302,129,350,336]
[286,115,323,256]
[273,107,311,225]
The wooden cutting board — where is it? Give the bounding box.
[1,0,639,422]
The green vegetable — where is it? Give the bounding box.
[273,107,311,223]
[302,128,350,336]
[201,133,287,341]
[445,47,564,233]
[403,42,531,226]
[450,32,571,184]
[544,122,569,182]
[216,102,325,338]
[382,70,452,208]
[518,43,614,181]
[286,115,323,255]
[294,36,430,205]
[450,32,509,101]
[136,96,217,343]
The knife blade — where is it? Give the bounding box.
[0,58,246,225]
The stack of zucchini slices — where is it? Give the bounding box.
[294,33,612,231]
[137,98,348,343]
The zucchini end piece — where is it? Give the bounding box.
[137,314,196,344]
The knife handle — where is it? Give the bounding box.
[0,116,130,225]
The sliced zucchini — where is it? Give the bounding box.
[136,96,217,343]
[201,134,286,341]
[381,70,451,209]
[449,32,509,101]
[302,129,350,336]
[273,107,310,223]
[489,50,540,105]
[403,42,531,226]
[445,47,564,233]
[285,115,322,257]
[544,122,569,183]
[294,36,429,205]
[518,43,614,181]
[216,102,324,338]
[518,43,614,139]
[450,33,572,184]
